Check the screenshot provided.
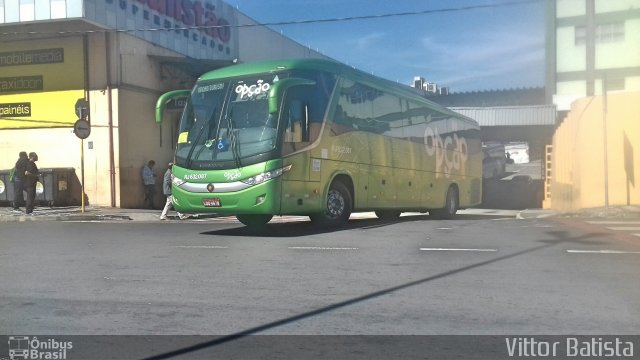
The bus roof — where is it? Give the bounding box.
[198,58,477,125]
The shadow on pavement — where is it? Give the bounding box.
[142,230,607,360]
[200,213,515,237]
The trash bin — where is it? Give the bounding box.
[0,169,10,205]
[37,168,75,207]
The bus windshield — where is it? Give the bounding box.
[176,75,279,170]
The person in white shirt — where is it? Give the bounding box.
[160,162,188,220]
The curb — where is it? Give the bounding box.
[516,210,558,220]
[0,214,133,222]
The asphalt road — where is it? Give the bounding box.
[1,215,639,358]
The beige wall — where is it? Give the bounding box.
[110,33,190,208]
[1,32,186,208]
[2,15,334,208]
[545,91,640,211]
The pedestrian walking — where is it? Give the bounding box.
[160,162,188,220]
[11,151,29,211]
[23,152,39,215]
[141,160,157,209]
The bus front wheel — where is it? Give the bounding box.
[430,186,458,220]
[310,181,352,227]
[236,214,273,227]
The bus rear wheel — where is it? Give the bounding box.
[310,181,352,227]
[375,210,401,221]
[430,186,458,220]
[236,214,273,227]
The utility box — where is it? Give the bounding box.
[37,168,76,206]
[0,169,9,205]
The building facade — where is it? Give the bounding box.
[544,0,640,211]
[546,0,640,110]
[0,0,328,208]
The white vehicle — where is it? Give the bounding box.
[505,142,530,164]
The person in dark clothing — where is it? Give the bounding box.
[24,152,40,215]
[141,160,157,209]
[12,151,29,211]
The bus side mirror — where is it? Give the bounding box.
[155,90,190,124]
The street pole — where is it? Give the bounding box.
[81,138,85,213]
[602,77,609,209]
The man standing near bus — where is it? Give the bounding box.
[141,160,157,209]
[160,162,188,220]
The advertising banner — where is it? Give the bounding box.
[0,37,85,129]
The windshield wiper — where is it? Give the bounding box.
[225,107,242,169]
[186,106,218,169]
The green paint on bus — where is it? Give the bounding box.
[156,58,482,227]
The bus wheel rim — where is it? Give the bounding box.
[327,189,345,218]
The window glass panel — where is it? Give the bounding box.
[332,79,370,136]
[51,0,66,18]
[575,26,586,45]
[34,0,51,20]
[280,71,335,155]
[19,0,34,21]
[66,0,81,17]
[372,92,404,139]
[596,23,625,43]
[4,0,19,23]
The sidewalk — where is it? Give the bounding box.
[0,206,195,222]
[0,205,557,223]
[5,205,636,223]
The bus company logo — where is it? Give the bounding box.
[423,126,468,178]
[235,80,270,100]
[223,170,241,181]
[7,336,73,360]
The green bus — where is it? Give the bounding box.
[155,58,482,227]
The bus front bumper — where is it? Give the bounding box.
[171,179,281,215]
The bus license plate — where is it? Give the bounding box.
[202,198,221,207]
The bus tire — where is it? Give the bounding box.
[430,186,458,220]
[236,214,273,227]
[375,210,401,221]
[310,181,352,227]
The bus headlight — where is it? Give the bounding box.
[172,174,186,187]
[241,165,292,186]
